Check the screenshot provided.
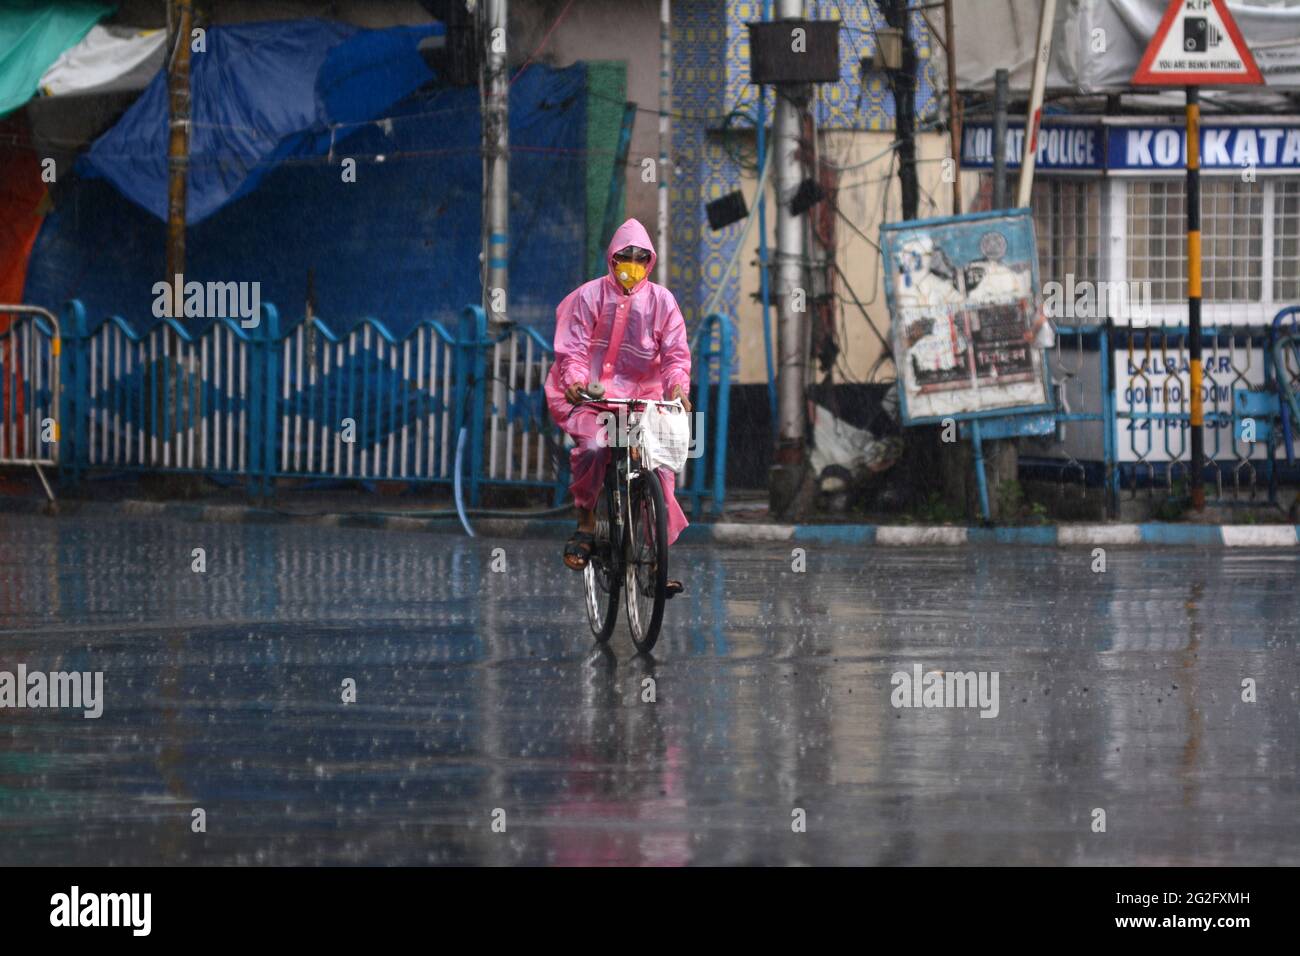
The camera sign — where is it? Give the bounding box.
[1132,0,1262,86]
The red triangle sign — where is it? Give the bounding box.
[1132,0,1263,86]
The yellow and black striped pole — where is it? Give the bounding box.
[1187,86,1205,511]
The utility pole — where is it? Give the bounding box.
[482,0,509,325]
[883,0,918,221]
[769,0,809,516]
[166,0,192,319]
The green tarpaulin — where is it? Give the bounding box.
[0,1,114,118]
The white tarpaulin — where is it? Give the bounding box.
[956,0,1300,92]
[39,25,166,98]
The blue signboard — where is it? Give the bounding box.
[962,122,1105,171]
[962,121,1300,173]
[1108,124,1300,171]
[880,209,1054,426]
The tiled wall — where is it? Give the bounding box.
[670,0,937,332]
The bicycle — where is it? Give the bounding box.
[575,389,682,654]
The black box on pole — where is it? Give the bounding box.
[747,20,840,84]
[706,191,749,231]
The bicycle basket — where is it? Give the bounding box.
[633,401,692,473]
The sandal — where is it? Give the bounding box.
[665,579,684,599]
[563,530,596,571]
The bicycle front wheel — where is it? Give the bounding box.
[584,481,620,643]
[623,467,668,654]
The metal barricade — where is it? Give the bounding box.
[0,304,60,500]
[64,299,255,482]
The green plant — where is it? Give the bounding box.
[915,491,961,524]
[995,479,1025,519]
[1155,495,1186,522]
[1154,476,1189,522]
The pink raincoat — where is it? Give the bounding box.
[545,218,691,545]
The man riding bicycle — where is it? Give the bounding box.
[544,218,691,593]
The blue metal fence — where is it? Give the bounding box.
[45,299,734,514]
[682,312,734,518]
[1046,311,1300,513]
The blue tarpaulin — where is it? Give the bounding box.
[78,19,444,224]
[26,52,588,336]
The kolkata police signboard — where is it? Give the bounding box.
[962,121,1300,173]
[881,210,1052,425]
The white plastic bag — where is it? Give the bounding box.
[634,400,691,474]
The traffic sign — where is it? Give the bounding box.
[1132,0,1263,87]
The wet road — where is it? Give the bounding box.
[0,512,1296,865]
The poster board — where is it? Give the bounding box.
[881,209,1053,425]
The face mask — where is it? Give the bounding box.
[614,259,647,291]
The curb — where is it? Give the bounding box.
[678,522,1300,548]
[681,520,1300,548]
[4,497,1299,548]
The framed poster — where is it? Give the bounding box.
[881,209,1053,425]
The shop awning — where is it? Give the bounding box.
[0,1,114,117]
[39,24,166,99]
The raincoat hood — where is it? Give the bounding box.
[607,218,656,294]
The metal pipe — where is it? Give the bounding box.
[657,0,671,282]
[774,0,806,464]
[1016,0,1056,209]
[992,69,1008,209]
[942,0,961,215]
[454,426,476,537]
[483,0,509,325]
[1187,85,1204,510]
[757,0,777,435]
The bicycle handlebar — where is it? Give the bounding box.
[577,394,685,410]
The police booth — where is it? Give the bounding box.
[959,116,1300,495]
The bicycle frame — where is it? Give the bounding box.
[578,395,683,557]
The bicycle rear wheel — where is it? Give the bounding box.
[584,482,620,642]
[624,467,668,654]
